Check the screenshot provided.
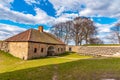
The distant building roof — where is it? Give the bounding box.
[5,26,65,45]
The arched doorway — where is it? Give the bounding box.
[47,46,55,56]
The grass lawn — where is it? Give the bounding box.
[0,51,92,73]
[1,51,120,80]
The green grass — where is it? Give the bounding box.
[58,52,91,59]
[1,51,120,80]
[0,51,92,73]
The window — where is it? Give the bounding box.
[41,48,44,53]
[69,47,72,51]
[34,48,37,53]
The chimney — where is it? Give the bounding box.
[38,26,43,32]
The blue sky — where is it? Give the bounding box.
[0,0,120,43]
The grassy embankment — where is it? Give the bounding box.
[1,51,120,80]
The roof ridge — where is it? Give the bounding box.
[27,29,32,41]
[44,32,65,45]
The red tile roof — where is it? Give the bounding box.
[5,29,65,45]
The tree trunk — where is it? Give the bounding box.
[75,34,79,46]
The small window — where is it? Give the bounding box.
[34,48,37,53]
[69,47,72,51]
[41,48,44,53]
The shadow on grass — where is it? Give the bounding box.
[58,51,76,57]
[0,64,55,80]
[1,58,120,80]
[0,60,78,80]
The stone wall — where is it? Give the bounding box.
[9,42,29,60]
[28,42,65,59]
[0,41,9,52]
[66,46,80,52]
[66,46,120,56]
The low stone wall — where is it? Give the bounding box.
[0,41,9,52]
[66,46,80,52]
[66,46,120,56]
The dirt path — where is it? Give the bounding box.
[52,66,58,80]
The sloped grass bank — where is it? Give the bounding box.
[0,51,92,73]
[1,51,120,80]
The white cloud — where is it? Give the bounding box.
[80,8,92,17]
[0,23,26,40]
[50,0,85,16]
[0,0,13,8]
[56,7,65,16]
[1,0,119,26]
[55,13,79,23]
[0,4,54,25]
[95,20,118,33]
[50,0,120,18]
[0,1,76,26]
[79,0,120,17]
[50,0,84,11]
[0,0,120,26]
[24,0,40,5]
[44,29,50,32]
[95,23,111,33]
[94,22,119,44]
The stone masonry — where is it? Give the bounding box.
[66,46,120,56]
[0,41,9,52]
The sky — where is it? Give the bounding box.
[0,0,120,43]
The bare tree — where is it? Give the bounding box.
[51,21,73,44]
[89,38,103,44]
[106,32,118,44]
[71,17,85,45]
[110,22,120,44]
[82,18,97,44]
[72,17,97,45]
[63,21,73,44]
[51,17,97,45]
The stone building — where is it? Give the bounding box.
[0,26,66,60]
